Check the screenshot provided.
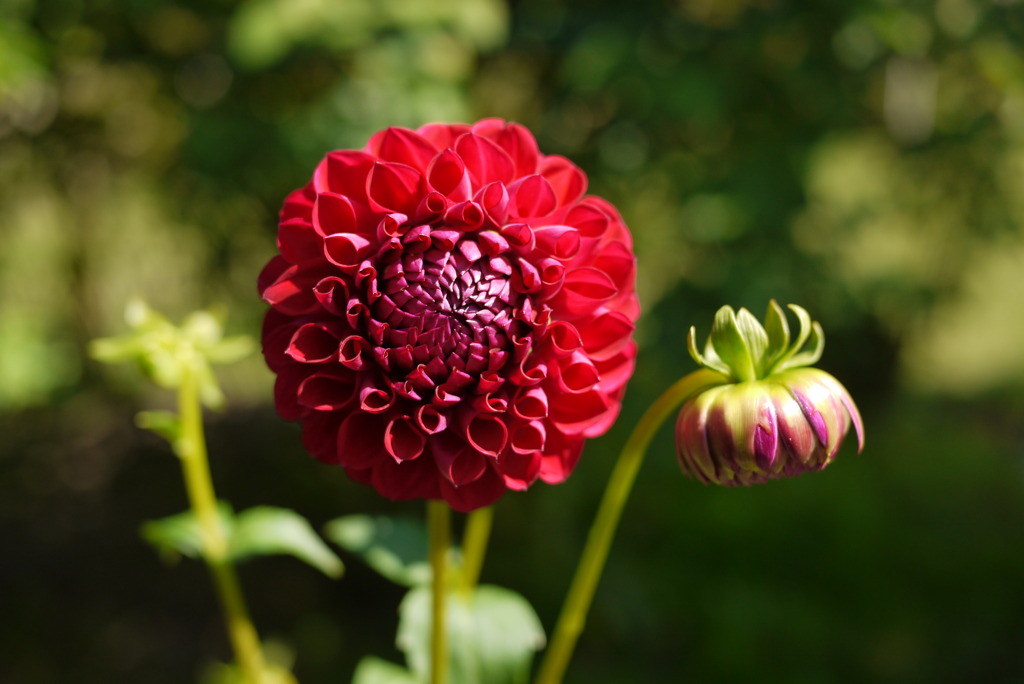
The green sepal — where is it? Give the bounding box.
[708,306,756,382]
[688,301,829,381]
[763,299,790,370]
[325,515,430,587]
[687,326,730,375]
[734,308,769,377]
[779,321,825,371]
[397,584,546,684]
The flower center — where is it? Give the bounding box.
[366,230,525,391]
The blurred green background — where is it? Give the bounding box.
[3,0,1024,681]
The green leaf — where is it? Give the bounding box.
[135,410,181,443]
[326,515,429,587]
[141,505,343,577]
[141,503,234,561]
[231,506,344,578]
[351,657,420,684]
[397,584,545,684]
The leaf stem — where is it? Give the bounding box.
[533,369,727,684]
[428,500,452,684]
[460,506,493,593]
[177,352,266,684]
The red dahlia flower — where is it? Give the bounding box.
[258,119,639,512]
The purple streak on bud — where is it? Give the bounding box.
[790,388,828,447]
[753,424,776,471]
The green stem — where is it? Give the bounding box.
[428,500,452,684]
[460,506,493,593]
[534,369,727,684]
[177,355,266,684]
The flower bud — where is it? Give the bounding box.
[675,301,863,486]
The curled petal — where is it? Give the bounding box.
[313,192,360,237]
[495,122,541,176]
[433,434,488,486]
[261,261,335,316]
[280,185,315,222]
[367,126,439,171]
[418,122,472,150]
[548,387,611,433]
[367,161,424,215]
[463,414,509,457]
[537,430,585,484]
[336,412,389,469]
[277,218,322,263]
[286,322,342,363]
[544,321,583,358]
[370,455,440,501]
[534,225,581,261]
[565,200,611,239]
[551,351,601,394]
[474,181,510,225]
[428,147,472,200]
[512,387,548,421]
[498,448,542,490]
[313,151,374,201]
[455,132,515,186]
[297,372,357,411]
[578,311,636,360]
[313,276,350,316]
[552,267,618,316]
[415,405,447,435]
[359,382,396,413]
[385,416,426,462]
[324,233,372,271]
[438,467,505,514]
[539,155,587,206]
[501,222,535,251]
[510,422,546,456]
[509,174,557,219]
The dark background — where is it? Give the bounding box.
[3,0,1024,682]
